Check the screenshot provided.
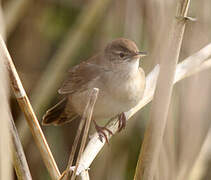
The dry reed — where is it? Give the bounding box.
[134,0,192,179]
[0,35,61,180]
[10,115,32,180]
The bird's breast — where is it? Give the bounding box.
[70,68,145,121]
[104,69,145,110]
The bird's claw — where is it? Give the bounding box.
[118,112,126,132]
[94,120,113,143]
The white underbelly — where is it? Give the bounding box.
[91,77,145,120]
[70,68,145,121]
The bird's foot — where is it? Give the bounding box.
[94,120,113,143]
[118,112,127,132]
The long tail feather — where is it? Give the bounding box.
[42,98,80,125]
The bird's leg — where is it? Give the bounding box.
[118,112,126,132]
[93,120,113,143]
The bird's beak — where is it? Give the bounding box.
[128,51,147,61]
[137,51,147,57]
[130,51,147,60]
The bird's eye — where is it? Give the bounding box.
[119,53,125,58]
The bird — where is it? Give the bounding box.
[42,38,146,142]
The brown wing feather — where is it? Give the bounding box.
[42,98,80,125]
[58,56,109,94]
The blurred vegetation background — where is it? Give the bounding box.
[1,0,211,179]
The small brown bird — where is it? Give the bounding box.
[42,38,146,142]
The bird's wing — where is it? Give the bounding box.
[58,61,107,94]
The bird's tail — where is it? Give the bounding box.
[42,98,80,126]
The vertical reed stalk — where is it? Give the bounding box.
[61,88,99,180]
[134,0,192,179]
[70,88,99,180]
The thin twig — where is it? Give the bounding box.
[0,35,61,180]
[72,42,211,176]
[70,88,99,180]
[10,114,32,180]
[62,89,99,180]
[61,116,86,180]
[61,88,99,180]
[63,113,86,179]
[134,0,191,179]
